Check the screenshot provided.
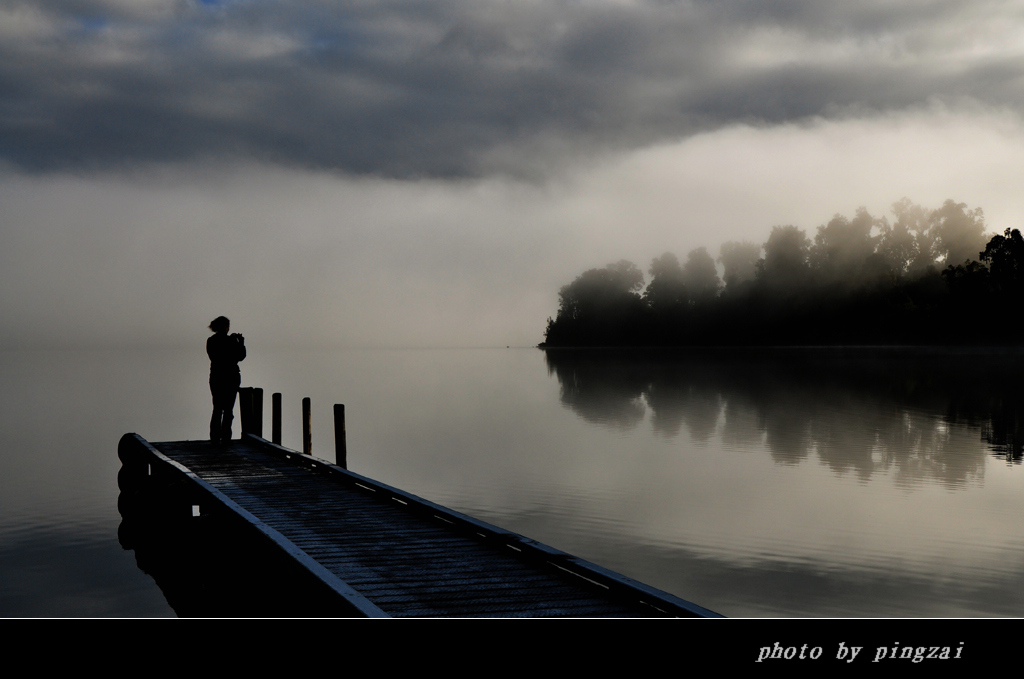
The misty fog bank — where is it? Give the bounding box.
[4,106,1024,349]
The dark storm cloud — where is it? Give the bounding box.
[2,0,1023,177]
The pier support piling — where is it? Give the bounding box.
[272,393,282,445]
[252,388,263,438]
[302,397,312,456]
[239,387,253,435]
[334,404,347,469]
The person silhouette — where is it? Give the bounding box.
[207,316,246,445]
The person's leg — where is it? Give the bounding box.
[210,381,221,442]
[219,387,238,442]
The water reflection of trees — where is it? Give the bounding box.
[544,348,1024,488]
[550,353,649,430]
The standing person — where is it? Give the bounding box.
[207,316,246,445]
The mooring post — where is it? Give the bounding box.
[302,397,312,456]
[334,404,347,469]
[272,392,282,445]
[252,388,264,438]
[238,387,253,435]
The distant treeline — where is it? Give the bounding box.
[541,199,1024,346]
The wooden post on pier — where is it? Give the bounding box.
[252,388,263,438]
[302,397,312,456]
[334,404,347,469]
[272,393,282,445]
[239,387,253,435]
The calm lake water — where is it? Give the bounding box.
[2,345,1023,617]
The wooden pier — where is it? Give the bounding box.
[117,395,720,618]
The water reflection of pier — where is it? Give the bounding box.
[117,431,718,617]
[544,348,1024,486]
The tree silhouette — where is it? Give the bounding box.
[758,225,811,290]
[931,199,987,268]
[542,198,1010,347]
[980,228,1024,295]
[887,198,936,276]
[544,260,648,345]
[644,252,688,312]
[810,208,878,284]
[556,260,644,321]
[682,247,721,302]
[718,241,761,291]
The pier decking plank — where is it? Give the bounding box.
[118,433,719,618]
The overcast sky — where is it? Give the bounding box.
[3,0,1024,347]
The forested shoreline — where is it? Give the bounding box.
[541,199,1024,347]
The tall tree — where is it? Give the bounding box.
[930,199,987,267]
[980,228,1024,294]
[544,259,649,345]
[809,208,878,283]
[758,225,811,289]
[644,252,688,311]
[876,199,919,276]
[887,198,936,276]
[556,260,644,321]
[718,241,761,290]
[682,247,721,301]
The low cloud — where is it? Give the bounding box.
[3,0,1024,177]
